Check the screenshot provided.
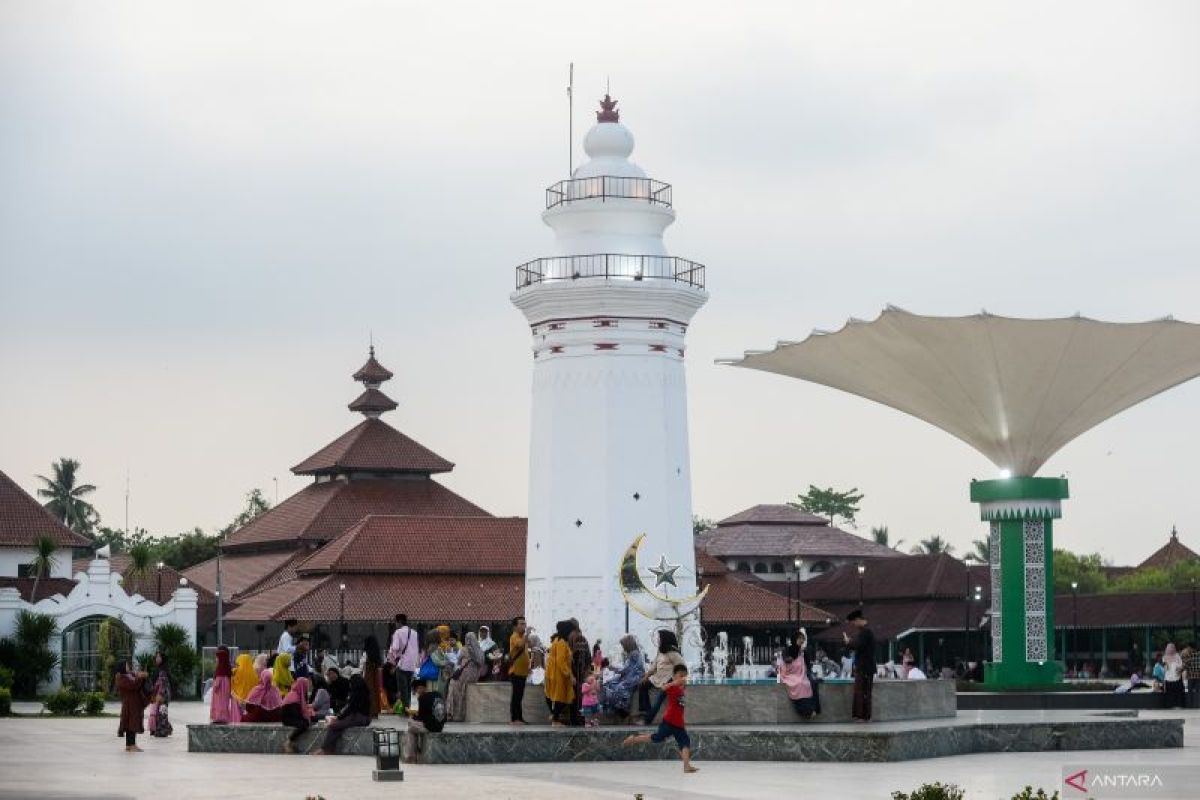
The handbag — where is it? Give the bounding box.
[417,655,439,681]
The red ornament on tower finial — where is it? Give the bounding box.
[596,94,619,123]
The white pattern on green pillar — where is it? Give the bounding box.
[972,477,1067,689]
[989,521,1002,662]
[1023,519,1047,661]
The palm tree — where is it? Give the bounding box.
[972,539,990,563]
[29,536,58,602]
[126,543,154,590]
[36,458,99,536]
[911,535,955,555]
[871,525,904,551]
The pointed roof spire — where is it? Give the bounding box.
[596,94,619,123]
[349,347,397,418]
[352,345,395,386]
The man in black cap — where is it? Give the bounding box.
[842,609,876,721]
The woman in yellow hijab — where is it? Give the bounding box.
[544,620,575,726]
[230,653,257,703]
[436,625,452,650]
[272,652,294,693]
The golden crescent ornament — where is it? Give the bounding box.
[618,533,709,621]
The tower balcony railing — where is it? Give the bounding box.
[545,176,673,209]
[515,253,705,290]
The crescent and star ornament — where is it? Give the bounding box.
[617,534,709,621]
[649,554,682,587]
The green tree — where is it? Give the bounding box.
[971,539,990,563]
[152,622,199,697]
[692,516,715,536]
[36,458,100,535]
[871,525,904,550]
[0,611,60,697]
[28,536,58,603]
[1052,549,1108,594]
[911,535,955,555]
[125,542,154,588]
[218,488,272,537]
[1109,559,1200,593]
[790,485,864,528]
[154,527,220,571]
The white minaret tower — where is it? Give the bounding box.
[512,94,708,658]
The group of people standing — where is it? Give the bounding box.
[113,651,175,753]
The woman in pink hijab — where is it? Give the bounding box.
[281,677,315,753]
[209,646,242,724]
[778,630,821,720]
[244,668,284,722]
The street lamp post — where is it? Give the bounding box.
[156,561,164,603]
[962,554,979,671]
[792,558,802,627]
[1191,578,1197,647]
[339,582,347,649]
[1070,581,1079,677]
[856,563,865,608]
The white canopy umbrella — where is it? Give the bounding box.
[720,307,1200,476]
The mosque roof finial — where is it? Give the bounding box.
[597,94,619,123]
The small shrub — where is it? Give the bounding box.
[0,664,13,690]
[0,687,12,716]
[43,687,84,716]
[84,692,106,716]
[1011,788,1059,800]
[892,782,966,800]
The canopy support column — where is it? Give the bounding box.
[972,477,1068,689]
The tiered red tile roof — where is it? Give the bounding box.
[703,504,903,560]
[0,469,93,548]
[222,478,486,551]
[1136,527,1198,571]
[296,515,526,575]
[352,348,394,384]
[348,387,398,416]
[291,418,455,476]
[1055,590,1196,629]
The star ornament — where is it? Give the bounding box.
[648,554,682,588]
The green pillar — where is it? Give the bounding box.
[971,477,1068,689]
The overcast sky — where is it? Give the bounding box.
[3,1,1198,566]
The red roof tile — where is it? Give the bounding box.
[700,572,833,624]
[0,576,78,603]
[1054,591,1195,629]
[226,573,525,623]
[348,388,398,415]
[222,478,487,550]
[352,350,394,384]
[291,418,453,475]
[703,508,902,560]
[296,515,526,575]
[183,550,298,596]
[796,553,988,603]
[1136,529,1199,571]
[717,504,831,527]
[0,469,93,548]
[811,598,990,642]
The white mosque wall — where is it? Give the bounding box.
[0,557,198,692]
[0,546,73,579]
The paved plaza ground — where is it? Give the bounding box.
[0,701,1196,800]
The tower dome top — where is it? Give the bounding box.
[575,94,644,179]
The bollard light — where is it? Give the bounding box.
[372,727,403,782]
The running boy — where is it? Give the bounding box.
[622,664,697,773]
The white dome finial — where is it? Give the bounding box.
[578,94,640,177]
